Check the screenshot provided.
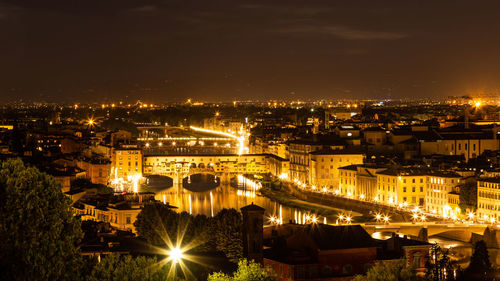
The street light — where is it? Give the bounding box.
[468,212,475,220]
[383,215,390,224]
[167,246,184,264]
[412,213,419,222]
[345,216,352,224]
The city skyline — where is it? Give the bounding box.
[2,0,500,102]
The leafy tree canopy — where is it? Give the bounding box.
[134,204,242,262]
[0,159,84,281]
[460,240,493,281]
[88,254,171,281]
[208,259,276,281]
[353,259,420,281]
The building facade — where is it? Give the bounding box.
[477,178,500,222]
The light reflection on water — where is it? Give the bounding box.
[154,182,336,224]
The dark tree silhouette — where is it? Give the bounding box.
[460,240,493,281]
[0,159,84,281]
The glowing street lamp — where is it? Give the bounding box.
[345,216,352,224]
[166,246,184,264]
[468,212,475,220]
[383,215,390,224]
[412,213,419,222]
[375,213,382,222]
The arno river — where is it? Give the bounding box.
[154,179,339,225]
[149,176,499,268]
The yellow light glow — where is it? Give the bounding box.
[167,246,184,264]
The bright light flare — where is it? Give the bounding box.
[167,246,184,264]
[383,215,390,223]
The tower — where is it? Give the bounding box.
[240,203,265,263]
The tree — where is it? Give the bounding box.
[213,209,243,263]
[353,259,420,281]
[460,240,493,281]
[458,182,477,212]
[208,259,276,281]
[426,244,457,281]
[0,159,84,281]
[87,253,171,281]
[134,203,213,252]
[135,204,243,262]
[134,202,184,246]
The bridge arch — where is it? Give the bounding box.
[182,173,220,192]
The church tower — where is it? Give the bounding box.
[241,203,265,263]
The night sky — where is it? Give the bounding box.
[2,0,500,102]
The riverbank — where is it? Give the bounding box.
[260,186,341,217]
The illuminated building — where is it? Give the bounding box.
[338,164,387,199]
[288,136,346,185]
[376,168,427,206]
[425,172,461,217]
[111,146,142,179]
[309,148,364,191]
[477,178,500,221]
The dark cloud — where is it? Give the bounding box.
[1,0,500,102]
[275,25,407,40]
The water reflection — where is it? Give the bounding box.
[155,180,335,224]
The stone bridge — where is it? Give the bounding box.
[362,223,488,244]
[187,167,217,176]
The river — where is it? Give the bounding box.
[153,177,339,225]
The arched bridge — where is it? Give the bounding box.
[362,223,488,243]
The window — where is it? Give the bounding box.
[420,179,423,183]
[412,179,415,183]
[403,187,407,192]
[412,187,415,192]
[420,186,423,192]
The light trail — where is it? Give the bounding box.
[189,126,246,155]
